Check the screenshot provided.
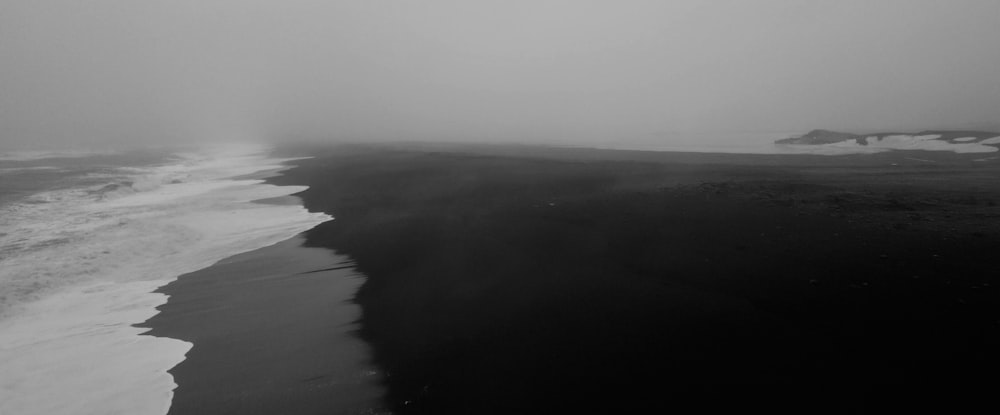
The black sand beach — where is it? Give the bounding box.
[139,236,385,415]
[265,144,1000,414]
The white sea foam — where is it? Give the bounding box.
[0,143,330,415]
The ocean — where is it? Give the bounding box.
[0,144,330,414]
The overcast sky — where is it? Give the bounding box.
[2,0,999,149]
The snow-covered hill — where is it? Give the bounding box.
[776,130,1000,154]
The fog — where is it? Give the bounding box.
[2,0,999,150]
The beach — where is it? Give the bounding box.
[5,142,997,414]
[139,236,384,415]
[263,143,1000,413]
[6,2,1000,413]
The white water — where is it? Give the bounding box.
[0,143,331,415]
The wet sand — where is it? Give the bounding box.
[269,143,1000,414]
[139,236,385,415]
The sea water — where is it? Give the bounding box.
[0,144,330,415]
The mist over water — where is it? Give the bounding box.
[2,1,999,150]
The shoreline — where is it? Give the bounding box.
[138,235,385,415]
[0,145,328,415]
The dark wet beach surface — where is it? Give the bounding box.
[143,143,1000,414]
[139,236,386,415]
[271,144,1000,414]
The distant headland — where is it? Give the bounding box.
[775,129,1000,153]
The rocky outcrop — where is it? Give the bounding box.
[775,129,863,145]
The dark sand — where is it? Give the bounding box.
[265,143,1000,414]
[139,236,385,415]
